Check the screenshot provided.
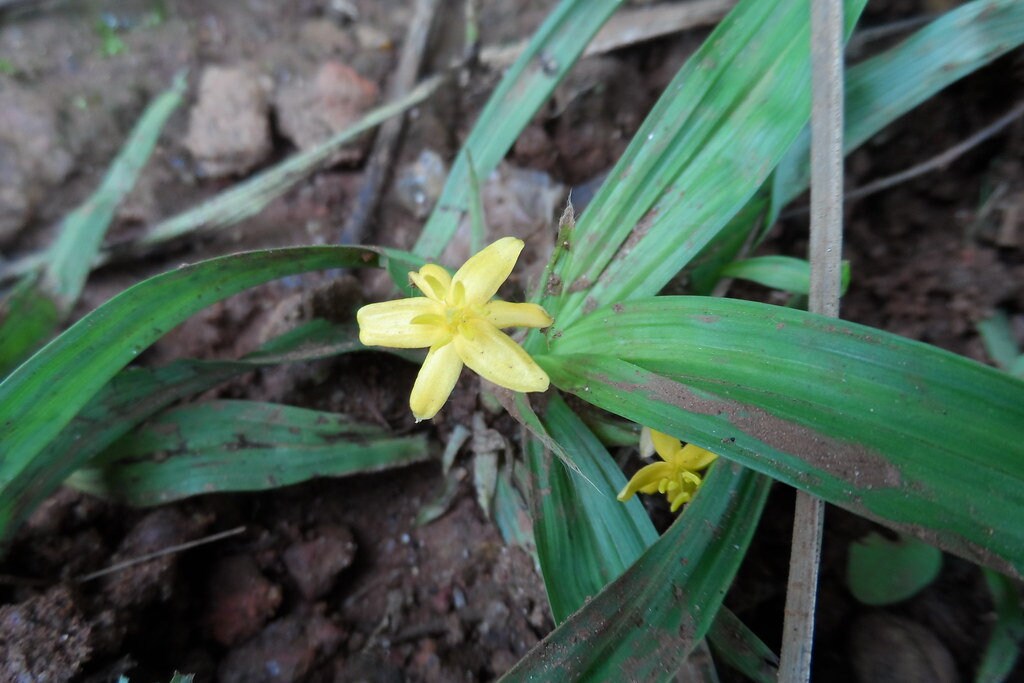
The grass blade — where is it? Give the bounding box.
[43,73,186,311]
[720,255,850,296]
[0,76,185,372]
[538,296,1024,577]
[527,395,657,622]
[0,246,385,542]
[534,0,866,331]
[772,0,1024,217]
[414,0,623,258]
[68,399,429,506]
[501,461,772,681]
[0,274,59,376]
[976,569,1024,683]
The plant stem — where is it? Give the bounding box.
[779,0,844,680]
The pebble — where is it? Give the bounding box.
[184,65,272,178]
[283,524,357,601]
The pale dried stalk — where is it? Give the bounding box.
[779,0,845,681]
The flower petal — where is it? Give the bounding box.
[409,264,452,302]
[651,429,684,463]
[409,342,463,421]
[452,319,548,393]
[357,298,447,348]
[616,461,676,501]
[450,237,524,306]
[676,444,718,470]
[484,301,553,329]
[639,426,656,459]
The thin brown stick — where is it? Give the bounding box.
[75,525,246,583]
[779,0,844,680]
[845,100,1024,203]
[339,0,440,245]
[479,0,735,68]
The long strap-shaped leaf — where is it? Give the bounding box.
[414,0,622,259]
[528,395,776,681]
[538,296,1024,577]
[68,399,429,506]
[536,0,866,330]
[772,0,1024,216]
[527,395,658,622]
[501,461,772,681]
[8,322,363,536]
[0,246,382,539]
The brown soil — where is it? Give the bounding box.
[1,1,1022,682]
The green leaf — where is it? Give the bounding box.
[0,274,59,376]
[528,395,657,622]
[976,569,1024,683]
[0,246,384,543]
[978,311,1021,373]
[415,0,622,258]
[67,400,428,505]
[538,296,1024,577]
[527,396,776,681]
[42,320,365,502]
[706,608,779,683]
[534,0,867,331]
[846,531,942,606]
[43,73,186,312]
[772,0,1024,219]
[0,76,184,373]
[133,77,443,253]
[500,461,772,681]
[720,255,850,297]
[0,78,442,285]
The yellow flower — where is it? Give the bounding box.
[357,237,553,421]
[617,428,718,512]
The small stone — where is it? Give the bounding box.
[184,65,272,177]
[394,149,448,219]
[102,508,204,608]
[0,83,73,241]
[274,61,378,164]
[283,524,357,601]
[218,607,343,683]
[205,555,282,647]
[849,612,957,683]
[0,586,92,681]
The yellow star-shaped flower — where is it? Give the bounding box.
[617,428,718,512]
[357,237,553,421]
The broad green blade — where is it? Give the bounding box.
[0,274,59,376]
[534,0,866,331]
[0,246,385,541]
[688,0,1024,295]
[414,0,622,258]
[527,395,776,681]
[720,255,850,296]
[528,394,657,622]
[772,0,1024,217]
[501,462,772,681]
[538,296,1024,577]
[68,399,428,505]
[43,73,186,311]
[33,321,364,521]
